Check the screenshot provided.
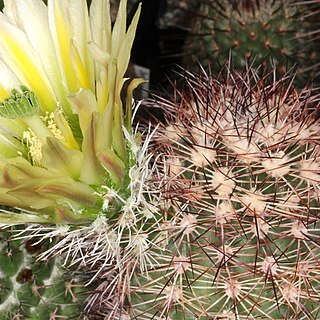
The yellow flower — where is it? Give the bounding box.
[0,0,144,224]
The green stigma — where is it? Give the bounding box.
[0,86,40,119]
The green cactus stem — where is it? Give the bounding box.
[0,228,88,320]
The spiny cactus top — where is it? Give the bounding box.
[184,0,320,85]
[128,67,320,319]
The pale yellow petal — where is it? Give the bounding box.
[88,41,110,67]
[111,0,127,58]
[117,3,141,80]
[0,59,21,94]
[7,0,72,116]
[0,19,57,111]
[68,0,95,90]
[96,65,109,113]
[90,0,111,52]
[89,0,112,86]
[54,109,79,150]
[112,77,127,161]
[1,0,18,25]
[0,87,9,101]
[48,0,78,93]
[70,41,91,89]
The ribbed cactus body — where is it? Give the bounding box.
[0,230,86,320]
[129,68,320,319]
[184,0,320,84]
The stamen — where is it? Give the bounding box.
[23,129,43,165]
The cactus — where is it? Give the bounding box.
[0,0,155,318]
[0,228,87,320]
[128,66,320,319]
[0,0,318,319]
[183,0,320,85]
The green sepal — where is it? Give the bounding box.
[6,189,57,211]
[0,117,27,139]
[0,133,27,158]
[0,159,101,222]
[36,181,102,216]
[41,137,83,180]
[112,77,127,161]
[0,212,54,224]
[97,149,125,187]
[125,78,146,131]
[80,112,106,185]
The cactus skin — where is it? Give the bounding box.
[128,67,320,319]
[183,0,320,85]
[0,229,87,320]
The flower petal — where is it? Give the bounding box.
[0,18,57,111]
[111,0,127,58]
[48,0,78,93]
[54,109,80,150]
[4,0,71,115]
[0,59,21,95]
[117,3,141,80]
[70,41,91,89]
[68,0,94,90]
[88,41,110,67]
[67,88,98,135]
[90,0,112,52]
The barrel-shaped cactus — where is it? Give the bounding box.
[184,0,320,85]
[128,67,320,319]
